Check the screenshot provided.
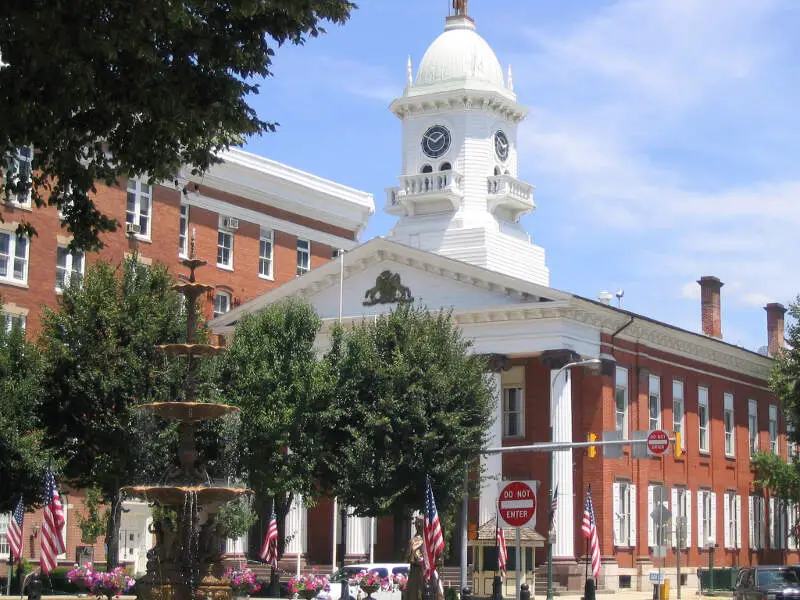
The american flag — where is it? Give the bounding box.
[549,483,559,531]
[7,496,24,562]
[40,469,66,574]
[580,486,601,579]
[495,515,507,575]
[423,477,444,582]
[259,506,279,568]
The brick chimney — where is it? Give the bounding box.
[698,276,723,338]
[765,302,786,357]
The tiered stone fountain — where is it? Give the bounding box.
[122,233,251,600]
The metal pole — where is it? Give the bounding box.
[515,527,521,600]
[339,506,348,600]
[676,516,682,600]
[546,426,554,600]
[369,518,375,564]
[332,498,338,575]
[460,462,469,592]
[6,550,11,596]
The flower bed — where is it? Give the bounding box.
[66,563,135,599]
[224,568,262,596]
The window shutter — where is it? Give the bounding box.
[769,497,775,549]
[760,498,767,549]
[629,484,637,548]
[697,492,704,547]
[724,494,731,549]
[749,496,755,550]
[791,503,798,551]
[735,495,742,549]
[612,482,621,546]
[710,492,717,545]
[671,488,679,548]
[647,485,655,547]
[685,490,692,548]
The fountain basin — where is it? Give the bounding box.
[120,485,251,506]
[156,344,226,358]
[139,401,239,422]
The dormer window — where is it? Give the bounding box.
[420,164,433,173]
[439,162,451,171]
[493,166,502,176]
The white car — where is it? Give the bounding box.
[330,563,409,600]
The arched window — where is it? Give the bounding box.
[420,164,433,173]
[439,162,452,171]
[493,166,502,176]
[504,169,510,175]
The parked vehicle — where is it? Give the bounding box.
[330,563,409,600]
[734,566,800,600]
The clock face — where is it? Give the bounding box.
[421,125,451,158]
[495,130,510,162]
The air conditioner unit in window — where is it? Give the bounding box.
[125,222,141,235]
[222,217,239,230]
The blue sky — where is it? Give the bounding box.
[243,0,799,353]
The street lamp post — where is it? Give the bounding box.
[546,358,605,600]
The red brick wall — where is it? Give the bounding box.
[0,179,341,335]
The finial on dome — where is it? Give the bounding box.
[452,0,468,17]
[507,64,514,91]
[407,55,413,88]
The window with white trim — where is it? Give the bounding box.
[724,393,735,456]
[723,491,741,549]
[612,480,635,547]
[671,487,691,548]
[0,231,29,284]
[769,405,778,454]
[698,386,709,453]
[788,421,797,460]
[649,374,661,431]
[615,366,629,439]
[3,312,26,333]
[503,387,524,438]
[673,380,685,450]
[648,484,669,547]
[213,291,231,319]
[5,147,33,206]
[296,238,310,276]
[217,230,233,269]
[259,229,274,279]
[126,180,152,239]
[750,495,765,549]
[56,247,85,291]
[749,399,758,455]
[0,512,9,555]
[697,489,716,547]
[178,204,189,257]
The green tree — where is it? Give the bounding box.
[0,317,56,510]
[216,298,325,558]
[305,304,495,557]
[1,0,356,251]
[38,257,188,567]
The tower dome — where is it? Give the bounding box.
[414,16,505,89]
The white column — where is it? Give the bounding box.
[550,369,574,559]
[479,371,503,527]
[285,496,307,554]
[225,533,249,557]
[346,514,370,555]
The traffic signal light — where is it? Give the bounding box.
[674,432,682,458]
[588,432,598,459]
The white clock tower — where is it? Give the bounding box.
[385,6,549,286]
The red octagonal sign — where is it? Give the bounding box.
[647,429,669,455]
[498,481,536,527]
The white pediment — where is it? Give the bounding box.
[211,238,569,331]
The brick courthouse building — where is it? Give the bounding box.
[210,6,796,595]
[0,150,374,575]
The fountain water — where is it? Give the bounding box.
[122,231,252,600]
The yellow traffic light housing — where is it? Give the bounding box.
[674,432,683,458]
[588,432,598,458]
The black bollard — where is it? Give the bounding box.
[26,573,42,600]
[520,583,531,600]
[461,587,472,600]
[491,575,503,600]
[423,580,436,600]
[584,578,596,600]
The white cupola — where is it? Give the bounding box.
[384,8,549,287]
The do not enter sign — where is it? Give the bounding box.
[647,429,670,455]
[498,481,537,527]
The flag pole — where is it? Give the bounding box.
[584,486,590,583]
[6,545,12,596]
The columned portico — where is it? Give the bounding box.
[549,368,575,559]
